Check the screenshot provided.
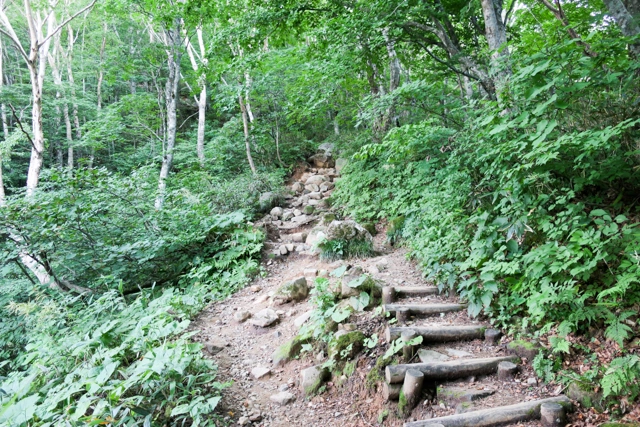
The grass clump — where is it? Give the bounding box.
[318,238,375,261]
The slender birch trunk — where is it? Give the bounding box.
[0,34,6,202]
[155,20,182,210]
[480,0,510,99]
[239,91,256,174]
[185,26,207,166]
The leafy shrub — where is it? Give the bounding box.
[0,281,242,426]
[318,238,375,261]
[333,36,640,404]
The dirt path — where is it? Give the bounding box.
[191,162,567,427]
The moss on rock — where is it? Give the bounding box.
[328,330,365,361]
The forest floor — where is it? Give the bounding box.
[190,166,628,427]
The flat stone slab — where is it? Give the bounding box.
[251,366,272,379]
[270,391,296,405]
[438,386,496,404]
[294,310,313,328]
[249,308,279,327]
[418,349,450,362]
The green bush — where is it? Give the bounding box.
[333,37,640,404]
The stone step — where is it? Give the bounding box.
[383,303,466,318]
[385,355,518,384]
[385,325,486,343]
[403,395,572,427]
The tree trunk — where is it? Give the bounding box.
[0,34,7,202]
[603,0,640,56]
[480,0,510,98]
[90,21,107,169]
[185,26,207,166]
[381,27,401,132]
[155,22,182,210]
[65,24,80,167]
[239,92,256,174]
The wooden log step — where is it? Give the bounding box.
[386,325,486,343]
[385,356,518,384]
[394,286,439,298]
[384,303,466,317]
[403,395,572,427]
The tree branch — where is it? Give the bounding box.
[38,0,97,48]
[8,103,38,152]
[0,11,29,62]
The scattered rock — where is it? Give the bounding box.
[294,310,313,328]
[234,310,252,323]
[325,220,373,242]
[567,381,603,410]
[204,339,229,355]
[303,205,316,214]
[270,391,296,406]
[272,334,311,366]
[527,377,538,386]
[249,308,279,327]
[305,175,328,186]
[259,192,278,211]
[251,366,272,379]
[305,226,327,248]
[238,416,250,425]
[270,206,283,218]
[335,158,348,174]
[418,349,450,362]
[305,184,320,192]
[274,276,309,305]
[291,232,307,242]
[278,245,288,255]
[291,182,303,193]
[308,192,322,200]
[300,365,330,396]
[250,285,262,293]
[507,339,543,360]
[309,153,334,168]
[303,268,318,277]
[282,211,294,221]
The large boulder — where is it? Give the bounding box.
[318,142,335,155]
[258,192,279,211]
[335,158,348,174]
[308,153,335,169]
[325,220,373,242]
[305,226,327,248]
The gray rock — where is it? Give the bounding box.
[305,226,327,248]
[204,339,229,355]
[279,245,288,255]
[319,182,335,192]
[238,416,250,426]
[527,377,538,386]
[335,158,348,174]
[305,175,328,186]
[282,211,294,221]
[259,192,277,210]
[251,366,272,379]
[418,349,451,362]
[293,209,303,217]
[308,153,334,168]
[270,391,296,405]
[291,232,307,242]
[291,214,311,223]
[270,206,283,218]
[318,142,335,154]
[292,182,303,193]
[294,310,313,328]
[305,183,320,192]
[249,308,279,327]
[308,192,322,200]
[307,199,320,206]
[274,276,309,305]
[285,243,295,252]
[325,220,373,243]
[234,310,252,322]
[300,365,330,395]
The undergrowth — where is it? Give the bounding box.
[332,36,640,407]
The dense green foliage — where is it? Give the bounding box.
[333,35,640,404]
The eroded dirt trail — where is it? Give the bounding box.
[191,160,566,427]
